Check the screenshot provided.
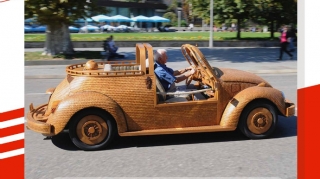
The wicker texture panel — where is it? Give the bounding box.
[45,77,70,116]
[46,91,128,135]
[221,82,257,98]
[219,68,272,86]
[65,75,218,131]
[220,86,286,128]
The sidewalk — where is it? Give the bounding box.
[25,47,297,76]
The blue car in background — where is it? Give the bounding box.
[33,26,46,33]
[69,26,80,33]
[24,25,80,33]
[25,25,34,33]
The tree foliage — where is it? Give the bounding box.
[188,0,211,22]
[25,0,109,55]
[182,0,192,24]
[25,0,108,27]
[185,0,297,39]
[214,0,254,39]
[163,12,178,26]
[163,0,178,26]
[251,0,297,38]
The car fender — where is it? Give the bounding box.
[220,86,286,128]
[46,91,127,135]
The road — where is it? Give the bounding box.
[25,47,297,75]
[25,63,297,179]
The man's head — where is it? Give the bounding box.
[110,35,114,40]
[154,49,167,64]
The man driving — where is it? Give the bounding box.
[154,49,195,92]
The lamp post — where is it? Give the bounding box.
[209,0,214,47]
[84,5,88,33]
[178,10,181,28]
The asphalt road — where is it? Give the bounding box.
[25,69,297,179]
[25,47,297,75]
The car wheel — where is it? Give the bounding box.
[69,108,116,150]
[239,100,278,139]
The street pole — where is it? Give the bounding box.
[85,20,88,33]
[178,10,181,28]
[209,0,214,47]
[84,5,88,34]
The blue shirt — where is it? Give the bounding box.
[154,62,176,91]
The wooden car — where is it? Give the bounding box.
[26,43,295,150]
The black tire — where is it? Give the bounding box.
[238,100,278,139]
[69,108,116,151]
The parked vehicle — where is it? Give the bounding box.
[26,43,295,150]
[69,26,80,33]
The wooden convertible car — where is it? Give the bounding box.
[26,43,295,150]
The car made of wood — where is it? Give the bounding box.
[26,43,295,150]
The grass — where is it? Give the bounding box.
[25,32,281,41]
[24,51,102,61]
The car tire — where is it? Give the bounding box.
[238,100,278,139]
[69,108,116,151]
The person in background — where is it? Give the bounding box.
[277,26,293,60]
[107,35,118,53]
[188,23,194,31]
[287,25,297,52]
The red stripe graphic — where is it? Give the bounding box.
[0,155,24,178]
[0,139,24,153]
[0,108,24,122]
[298,84,320,178]
[0,124,24,137]
[0,108,25,179]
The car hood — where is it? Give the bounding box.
[214,67,272,87]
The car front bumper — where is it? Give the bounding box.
[285,100,295,117]
[26,103,53,136]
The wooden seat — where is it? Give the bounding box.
[155,75,189,103]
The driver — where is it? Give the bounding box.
[154,49,195,92]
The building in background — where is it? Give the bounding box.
[97,0,168,17]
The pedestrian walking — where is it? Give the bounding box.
[287,25,297,52]
[277,26,293,60]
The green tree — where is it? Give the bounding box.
[163,0,178,26]
[214,0,254,39]
[163,12,178,26]
[187,0,253,39]
[251,0,297,38]
[182,0,192,24]
[188,0,210,22]
[25,0,108,56]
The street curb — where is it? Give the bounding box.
[25,40,285,48]
[25,60,90,66]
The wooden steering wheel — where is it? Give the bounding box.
[185,67,201,86]
[181,44,198,86]
[181,44,198,66]
[181,44,216,88]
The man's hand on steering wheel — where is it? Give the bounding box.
[186,67,196,86]
[185,66,194,71]
[189,68,196,75]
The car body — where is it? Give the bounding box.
[101,25,116,32]
[114,25,133,32]
[26,43,295,150]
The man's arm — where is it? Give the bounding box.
[173,66,193,76]
[174,69,195,83]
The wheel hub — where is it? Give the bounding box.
[83,121,102,140]
[76,115,108,145]
[254,114,267,127]
[247,107,273,134]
